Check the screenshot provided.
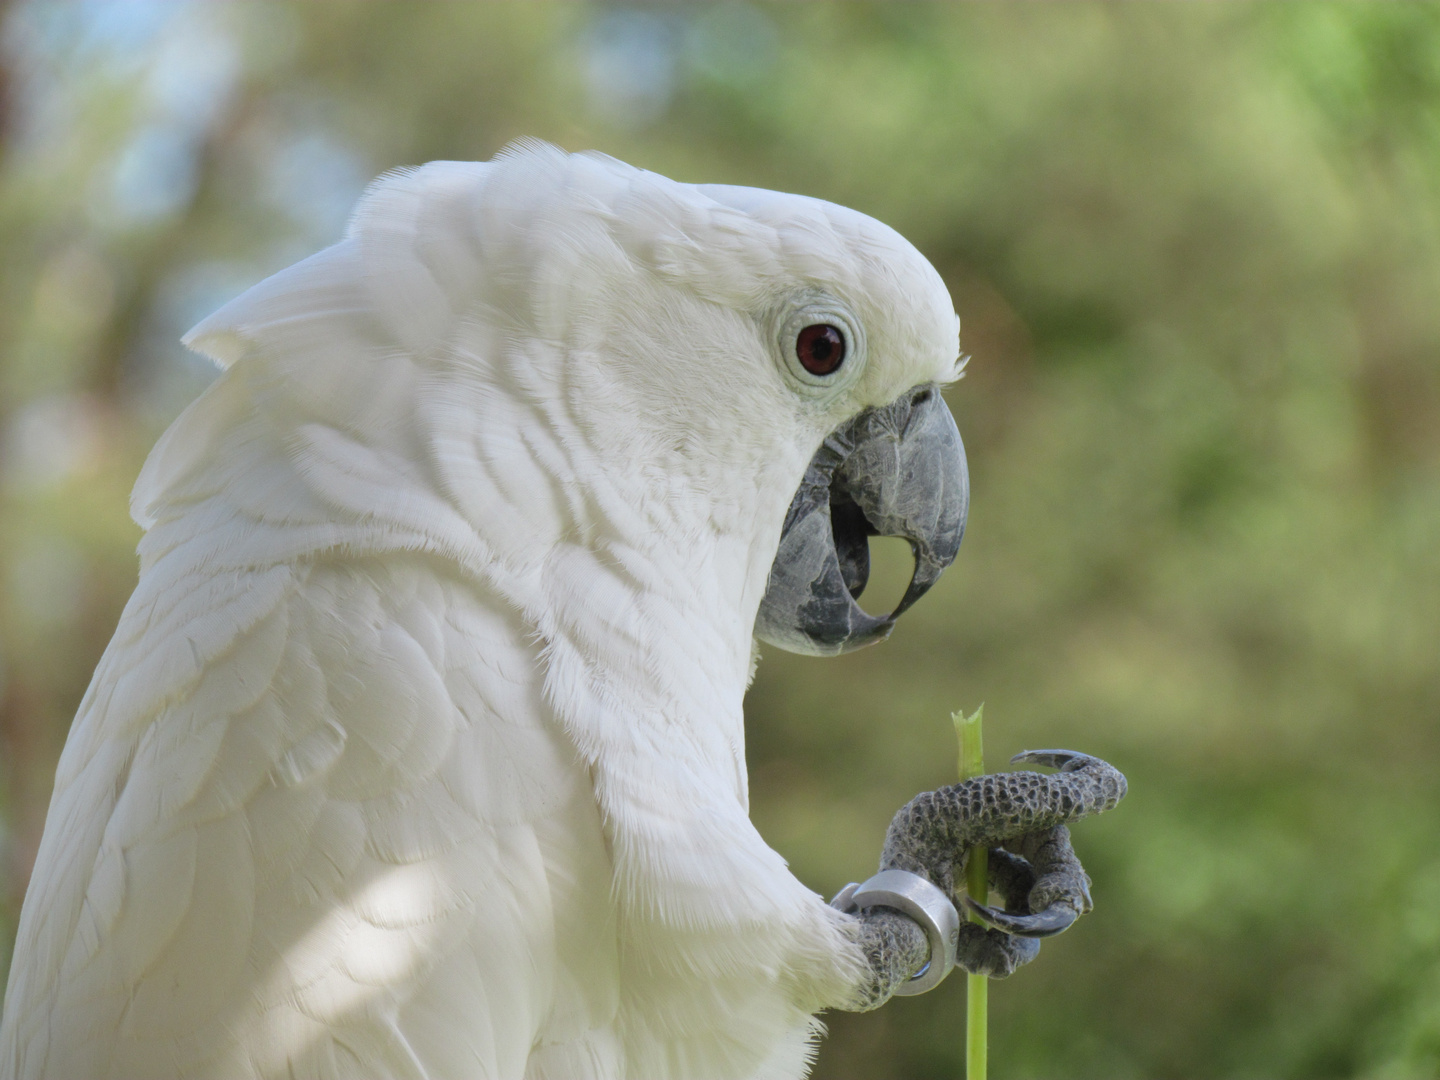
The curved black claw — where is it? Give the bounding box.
[963,896,1078,938]
[1010,749,1096,773]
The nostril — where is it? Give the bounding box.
[898,387,936,440]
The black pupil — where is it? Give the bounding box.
[797,324,845,375]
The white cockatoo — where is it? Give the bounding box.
[0,143,1123,1080]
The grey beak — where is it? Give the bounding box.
[756,384,969,656]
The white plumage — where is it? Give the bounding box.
[0,143,962,1079]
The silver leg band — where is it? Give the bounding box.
[830,868,960,995]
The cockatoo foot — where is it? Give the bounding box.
[853,750,1125,994]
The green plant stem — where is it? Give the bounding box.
[954,706,987,1080]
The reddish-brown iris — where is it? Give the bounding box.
[795,324,846,376]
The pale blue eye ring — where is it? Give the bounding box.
[773,295,866,396]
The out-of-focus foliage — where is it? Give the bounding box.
[1,4,1438,1077]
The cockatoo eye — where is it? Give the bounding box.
[773,294,865,396]
[796,324,846,375]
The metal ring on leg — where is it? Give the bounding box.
[831,868,960,995]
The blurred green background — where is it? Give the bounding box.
[2,3,1439,1077]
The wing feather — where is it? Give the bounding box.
[2,557,617,1080]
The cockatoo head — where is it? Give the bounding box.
[490,148,970,657]
[691,182,969,655]
[560,158,970,657]
[175,142,966,659]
